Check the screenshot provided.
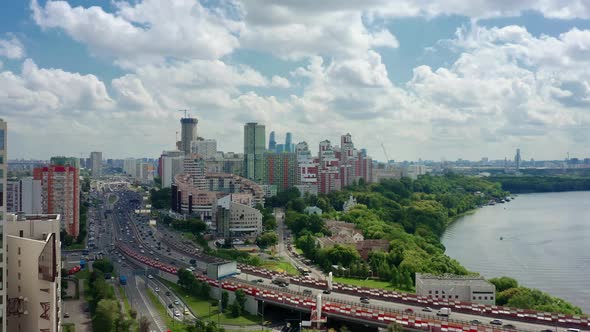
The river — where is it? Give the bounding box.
[441,191,590,313]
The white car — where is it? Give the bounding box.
[155,287,160,292]
[147,274,154,279]
[173,310,181,317]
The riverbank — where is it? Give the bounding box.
[442,191,590,314]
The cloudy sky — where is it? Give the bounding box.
[2,0,590,161]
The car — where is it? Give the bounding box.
[147,274,154,279]
[64,313,70,318]
[490,320,503,325]
[256,279,264,283]
[539,329,553,332]
[404,308,414,313]
[422,307,433,312]
[174,300,180,305]
[323,289,331,294]
[503,324,516,330]
[359,296,369,301]
[565,329,581,332]
[470,320,481,325]
[360,299,370,304]
[166,291,171,296]
[174,310,181,317]
[303,289,312,295]
[168,303,174,309]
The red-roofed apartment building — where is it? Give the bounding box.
[34,165,80,237]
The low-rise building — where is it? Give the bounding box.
[304,206,322,215]
[415,273,496,305]
[355,239,389,260]
[216,194,262,238]
[5,213,62,332]
[342,195,358,212]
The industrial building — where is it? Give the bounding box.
[415,273,496,305]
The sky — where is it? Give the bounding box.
[2,1,590,162]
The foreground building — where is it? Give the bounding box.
[0,119,7,331]
[415,273,496,305]
[5,213,62,332]
[33,165,80,237]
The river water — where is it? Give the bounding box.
[441,191,590,313]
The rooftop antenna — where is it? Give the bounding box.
[178,109,189,118]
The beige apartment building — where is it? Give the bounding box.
[5,213,62,332]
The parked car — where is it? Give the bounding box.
[404,308,414,313]
[503,324,516,330]
[490,320,503,325]
[422,307,432,312]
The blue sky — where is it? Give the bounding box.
[2,0,590,161]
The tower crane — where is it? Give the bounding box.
[381,143,391,164]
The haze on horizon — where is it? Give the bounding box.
[2,0,590,161]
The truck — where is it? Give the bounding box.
[119,275,127,285]
[79,259,86,269]
[272,276,290,286]
[437,307,451,317]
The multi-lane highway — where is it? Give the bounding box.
[103,189,589,332]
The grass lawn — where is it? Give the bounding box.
[262,259,300,275]
[74,269,91,280]
[161,280,259,326]
[333,276,413,292]
[147,289,191,332]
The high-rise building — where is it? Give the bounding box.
[161,153,184,188]
[0,119,7,331]
[243,122,266,182]
[180,116,198,155]
[34,165,80,237]
[6,177,43,214]
[50,156,79,169]
[268,131,276,151]
[90,151,102,178]
[184,156,207,190]
[318,140,341,194]
[294,141,318,195]
[5,213,62,332]
[515,148,521,170]
[262,152,298,192]
[339,133,356,187]
[285,132,293,152]
[191,139,217,159]
[123,158,137,177]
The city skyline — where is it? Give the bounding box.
[3,1,590,161]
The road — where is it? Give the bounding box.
[107,189,589,332]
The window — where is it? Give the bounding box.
[455,295,459,299]
[490,296,494,300]
[435,290,439,294]
[18,247,20,255]
[442,295,446,299]
[19,230,23,237]
[428,290,432,294]
[473,296,476,300]
[484,296,488,300]
[478,296,482,300]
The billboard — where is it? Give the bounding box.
[207,262,237,280]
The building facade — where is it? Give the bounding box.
[262,152,297,192]
[90,151,102,178]
[0,119,7,331]
[318,140,341,194]
[180,117,198,155]
[243,122,265,182]
[33,166,80,237]
[6,177,42,214]
[161,153,184,188]
[216,194,262,239]
[191,139,217,160]
[5,213,62,332]
[268,131,276,151]
[415,273,496,305]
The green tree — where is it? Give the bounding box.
[93,259,114,274]
[256,232,278,248]
[489,276,518,292]
[221,291,229,312]
[93,299,120,332]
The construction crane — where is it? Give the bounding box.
[381,143,391,164]
[178,109,189,118]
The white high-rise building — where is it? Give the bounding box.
[90,151,102,178]
[5,213,62,332]
[191,139,217,160]
[162,155,184,188]
[0,119,7,332]
[123,158,137,177]
[183,156,207,190]
[6,177,42,214]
